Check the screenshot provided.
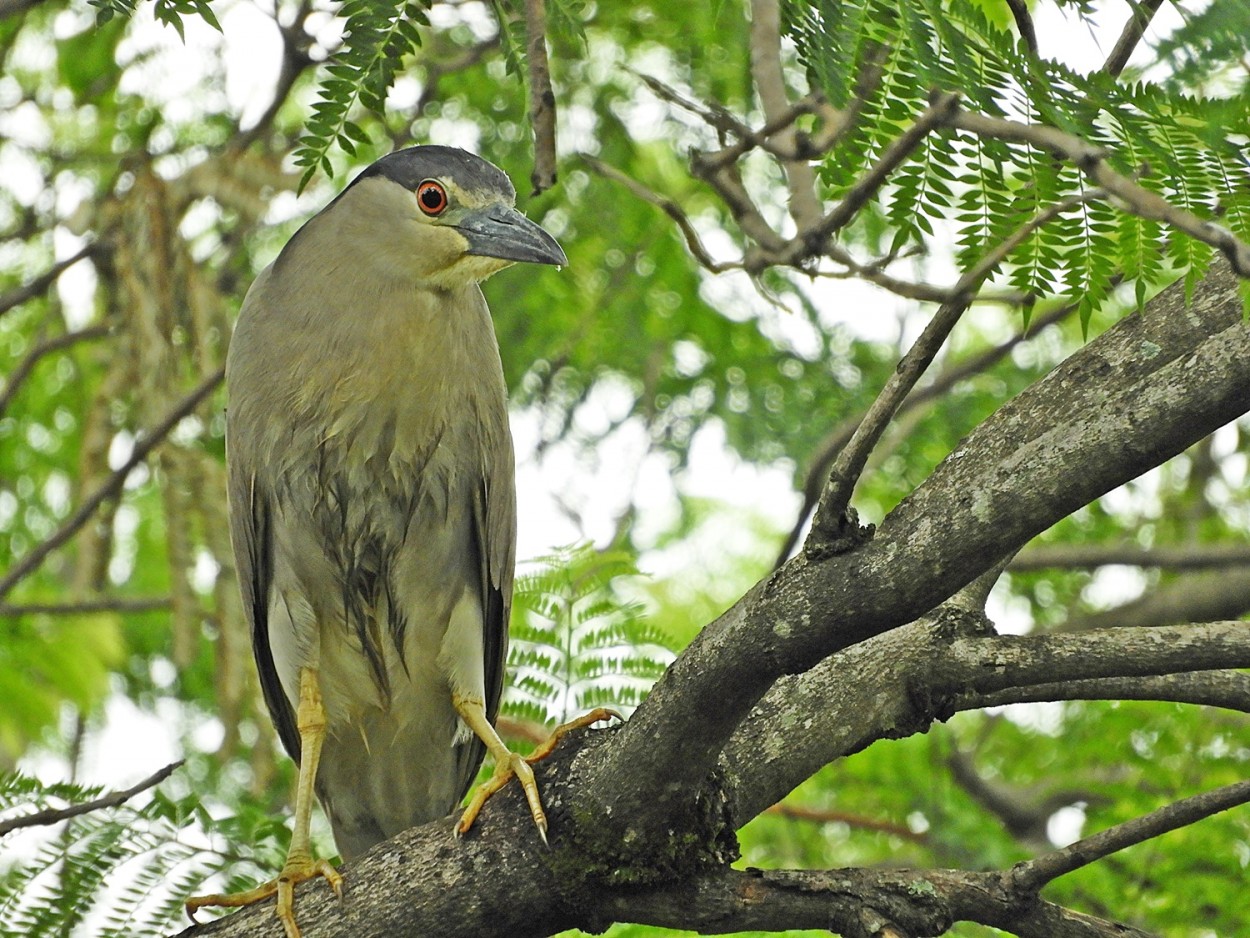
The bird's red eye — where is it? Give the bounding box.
[417,180,448,216]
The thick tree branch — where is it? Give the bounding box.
[958,668,1250,714]
[179,820,1157,938]
[598,867,1157,938]
[725,614,1250,823]
[585,260,1250,838]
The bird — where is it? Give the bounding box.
[186,145,612,938]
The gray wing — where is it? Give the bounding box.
[226,266,301,765]
[227,412,301,766]
[452,432,517,801]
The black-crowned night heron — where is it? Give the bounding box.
[187,146,613,938]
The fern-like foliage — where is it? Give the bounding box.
[786,0,1250,330]
[0,769,282,938]
[506,543,674,727]
[293,0,432,190]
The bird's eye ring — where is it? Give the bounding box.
[416,180,448,216]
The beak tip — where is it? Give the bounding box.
[459,205,568,269]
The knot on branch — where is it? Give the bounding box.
[804,504,875,562]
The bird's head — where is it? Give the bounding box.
[310,145,567,290]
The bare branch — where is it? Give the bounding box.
[177,798,1156,938]
[0,323,111,417]
[596,867,1157,938]
[819,242,1032,304]
[1004,0,1038,56]
[767,91,961,272]
[0,596,171,617]
[1011,542,1250,570]
[806,189,1102,552]
[524,0,558,194]
[0,245,97,319]
[777,292,1081,567]
[579,154,742,273]
[0,761,183,837]
[229,2,315,151]
[947,746,1097,845]
[1103,0,1166,77]
[749,0,822,228]
[1013,778,1250,892]
[586,261,1250,837]
[962,669,1250,714]
[766,802,928,843]
[727,614,1250,824]
[1062,567,1250,631]
[0,366,225,601]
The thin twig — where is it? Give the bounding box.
[1004,0,1038,56]
[1102,0,1166,77]
[229,1,315,151]
[0,596,171,617]
[636,72,745,140]
[0,245,96,319]
[806,189,1103,551]
[773,91,962,271]
[698,97,833,171]
[820,242,1031,304]
[0,324,110,417]
[0,761,184,837]
[774,297,1078,566]
[525,0,557,194]
[1012,778,1250,892]
[0,366,225,601]
[580,154,743,273]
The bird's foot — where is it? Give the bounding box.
[456,707,621,842]
[186,854,343,938]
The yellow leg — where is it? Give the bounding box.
[454,700,621,842]
[188,667,343,938]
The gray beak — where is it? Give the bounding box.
[457,205,568,267]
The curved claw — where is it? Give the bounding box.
[455,706,623,842]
